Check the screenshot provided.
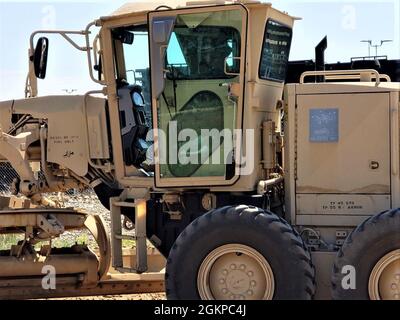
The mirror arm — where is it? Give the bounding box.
[29,29,88,53]
[60,32,88,51]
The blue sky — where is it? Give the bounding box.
[0,0,399,100]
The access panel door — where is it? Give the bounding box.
[295,92,391,216]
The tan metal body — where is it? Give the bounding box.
[0,95,109,175]
[0,1,294,195]
[0,0,399,300]
[284,82,400,227]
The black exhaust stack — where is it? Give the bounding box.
[315,36,328,82]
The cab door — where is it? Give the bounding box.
[148,5,248,188]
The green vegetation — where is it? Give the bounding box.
[0,232,137,251]
[0,234,24,250]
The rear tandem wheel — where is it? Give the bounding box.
[332,208,400,300]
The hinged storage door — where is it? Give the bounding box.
[295,92,391,217]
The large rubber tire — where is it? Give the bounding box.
[166,205,315,300]
[332,209,400,300]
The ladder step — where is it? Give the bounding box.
[112,201,137,208]
[115,234,136,241]
[115,267,138,274]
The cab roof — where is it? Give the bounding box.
[100,0,272,22]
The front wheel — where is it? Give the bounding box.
[165,205,315,300]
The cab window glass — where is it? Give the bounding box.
[166,25,241,80]
[259,20,292,82]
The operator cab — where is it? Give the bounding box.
[112,25,153,171]
[108,2,295,191]
[113,6,247,186]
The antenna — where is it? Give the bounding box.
[381,40,393,46]
[360,40,372,57]
[361,39,392,57]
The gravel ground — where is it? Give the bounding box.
[50,293,166,300]
[52,190,111,227]
[46,190,138,248]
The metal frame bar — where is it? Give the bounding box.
[0,276,164,300]
[300,69,384,86]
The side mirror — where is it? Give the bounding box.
[33,37,49,79]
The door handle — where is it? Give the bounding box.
[369,161,380,170]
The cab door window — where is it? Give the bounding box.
[152,8,245,183]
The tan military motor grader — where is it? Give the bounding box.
[0,0,399,300]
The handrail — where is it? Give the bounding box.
[300,69,383,86]
[84,21,106,85]
[324,73,391,82]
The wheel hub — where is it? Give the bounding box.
[369,249,400,300]
[221,265,254,297]
[197,244,274,300]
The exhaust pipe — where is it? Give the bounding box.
[315,36,328,82]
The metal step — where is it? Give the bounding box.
[110,198,148,274]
